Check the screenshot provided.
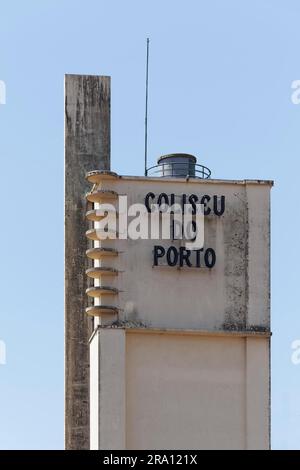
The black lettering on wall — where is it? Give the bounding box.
[145,192,155,213]
[213,195,225,216]
[154,245,165,266]
[200,195,211,215]
[204,248,216,268]
[188,194,198,215]
[196,248,203,267]
[157,193,169,212]
[179,247,192,267]
[167,246,179,266]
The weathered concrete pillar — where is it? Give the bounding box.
[65,74,110,449]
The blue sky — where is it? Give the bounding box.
[0,0,299,449]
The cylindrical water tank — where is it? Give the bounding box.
[157,153,197,178]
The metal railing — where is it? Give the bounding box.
[146,162,211,179]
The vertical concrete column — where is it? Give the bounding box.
[90,328,126,450]
[65,74,110,449]
[245,182,271,328]
[245,337,270,449]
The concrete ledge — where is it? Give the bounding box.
[108,175,274,186]
[89,325,271,342]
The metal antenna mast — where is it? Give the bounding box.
[144,38,150,176]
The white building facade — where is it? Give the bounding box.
[86,160,272,450]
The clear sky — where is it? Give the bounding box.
[0,0,299,450]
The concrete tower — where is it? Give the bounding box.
[65,74,110,449]
[86,155,272,450]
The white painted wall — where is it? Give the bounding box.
[88,175,272,450]
[126,332,269,450]
[90,329,126,450]
[91,177,271,332]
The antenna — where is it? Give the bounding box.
[144,38,150,176]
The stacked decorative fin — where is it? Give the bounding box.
[85,170,120,321]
